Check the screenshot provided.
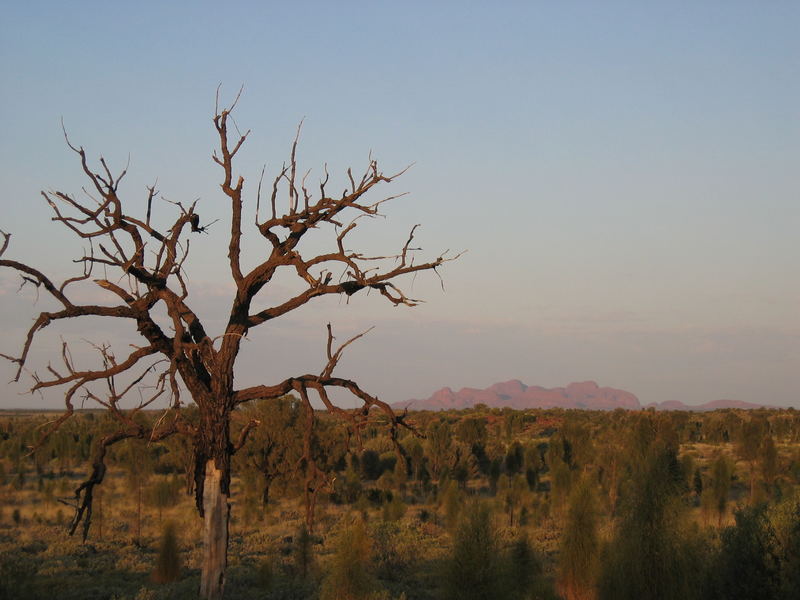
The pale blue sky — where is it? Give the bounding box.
[1,1,798,408]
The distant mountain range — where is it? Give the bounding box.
[393,380,769,412]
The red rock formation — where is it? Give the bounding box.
[397,380,641,411]
[396,381,769,412]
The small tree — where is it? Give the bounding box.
[506,533,547,600]
[150,476,182,523]
[119,439,155,544]
[710,452,734,527]
[441,501,506,600]
[234,395,303,507]
[736,417,766,503]
[759,435,779,498]
[426,420,454,483]
[0,93,458,599]
[440,480,463,530]
[599,442,704,600]
[558,476,599,600]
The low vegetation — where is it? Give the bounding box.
[1,403,800,599]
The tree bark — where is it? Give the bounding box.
[199,459,230,600]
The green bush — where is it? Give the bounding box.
[713,504,779,600]
[371,522,421,581]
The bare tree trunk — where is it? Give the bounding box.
[199,459,229,600]
[185,454,196,497]
[304,483,320,534]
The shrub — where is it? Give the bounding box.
[381,494,406,522]
[440,481,462,530]
[371,522,421,581]
[151,521,181,584]
[256,559,274,590]
[769,493,800,599]
[0,550,38,600]
[320,517,377,600]
[293,523,314,579]
[361,450,383,481]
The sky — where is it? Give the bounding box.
[0,1,798,409]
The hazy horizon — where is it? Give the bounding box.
[1,2,797,410]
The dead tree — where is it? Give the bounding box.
[0,92,459,600]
